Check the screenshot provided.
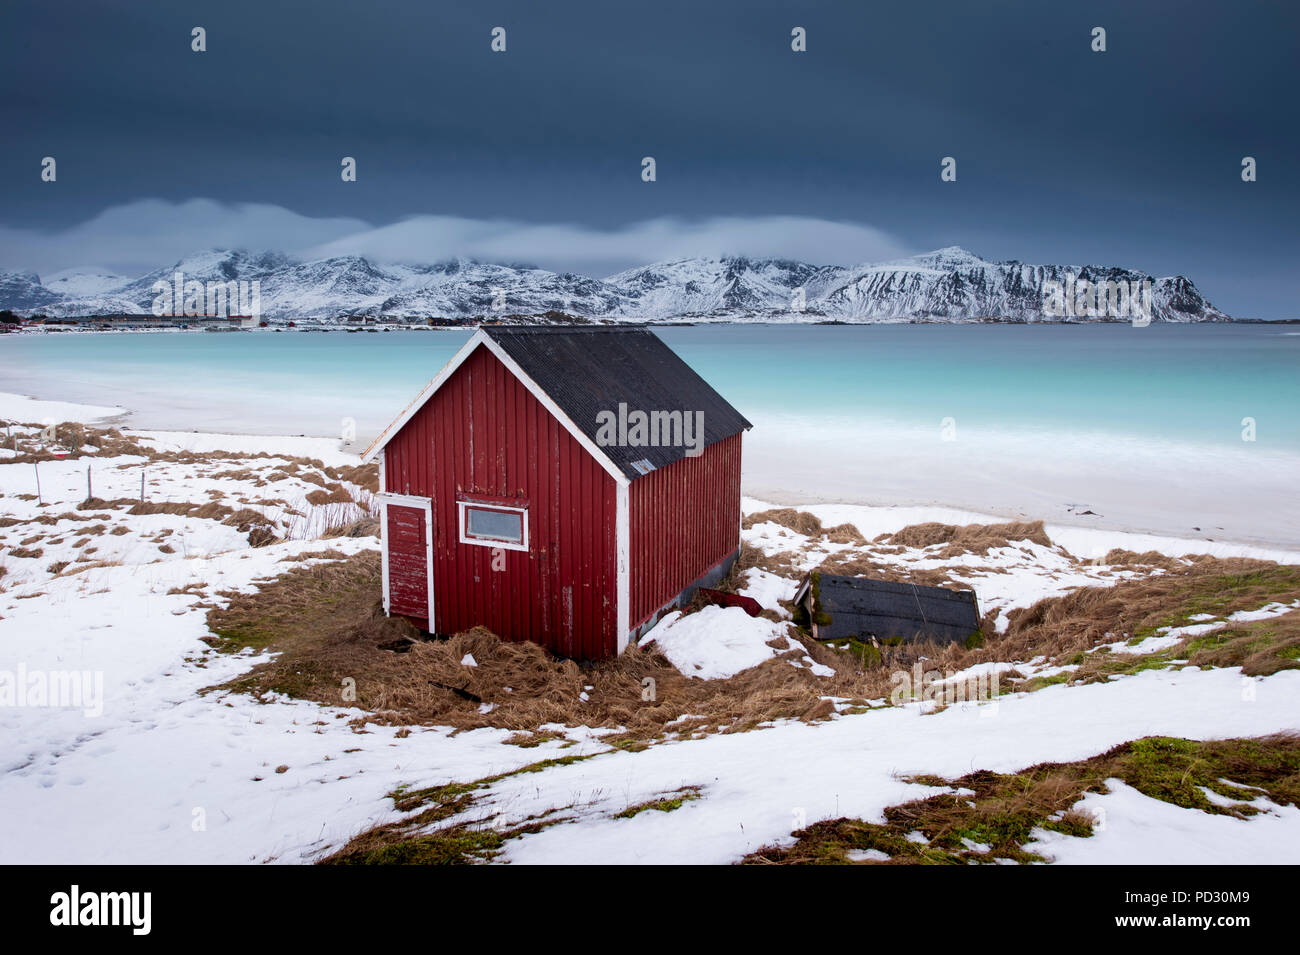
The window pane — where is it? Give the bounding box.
[466,507,523,543]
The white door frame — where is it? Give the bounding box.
[378,491,434,627]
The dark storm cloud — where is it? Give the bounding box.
[0,0,1296,314]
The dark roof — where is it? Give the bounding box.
[808,574,981,645]
[483,326,752,480]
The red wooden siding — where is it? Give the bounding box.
[385,503,428,620]
[629,431,743,628]
[383,346,619,659]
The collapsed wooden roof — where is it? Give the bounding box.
[796,573,981,645]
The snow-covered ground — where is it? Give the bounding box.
[1026,779,1300,865]
[492,666,1300,864]
[1,396,1297,864]
[0,425,375,590]
[639,606,799,679]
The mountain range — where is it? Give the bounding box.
[0,246,1232,323]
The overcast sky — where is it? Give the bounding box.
[1,0,1296,316]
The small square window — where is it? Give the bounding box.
[458,501,528,551]
[467,506,522,542]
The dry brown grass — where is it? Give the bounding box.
[1184,611,1300,676]
[743,506,866,546]
[744,507,825,537]
[51,558,123,578]
[1100,548,1187,572]
[878,520,1053,557]
[205,550,992,740]
[734,541,802,579]
[305,485,355,506]
[75,497,278,545]
[741,508,1060,591]
[813,552,955,588]
[196,503,1298,743]
[6,422,377,490]
[2,423,145,464]
[993,557,1295,666]
[321,517,380,539]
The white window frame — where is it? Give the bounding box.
[458,500,529,552]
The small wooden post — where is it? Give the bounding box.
[87,464,93,501]
[140,469,145,502]
[33,461,41,506]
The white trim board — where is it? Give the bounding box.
[616,481,630,654]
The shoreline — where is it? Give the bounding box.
[5,317,1299,335]
[3,388,1295,560]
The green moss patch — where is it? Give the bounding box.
[615,786,702,819]
[321,754,599,865]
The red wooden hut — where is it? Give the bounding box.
[362,326,752,660]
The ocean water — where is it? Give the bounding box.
[3,323,1298,545]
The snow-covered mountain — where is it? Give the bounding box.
[1,246,1233,323]
[0,270,63,312]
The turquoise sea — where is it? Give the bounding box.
[3,323,1298,545]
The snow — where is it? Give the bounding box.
[486,666,1300,864]
[0,425,375,590]
[0,530,614,864]
[1026,780,1300,865]
[1,422,1297,865]
[639,607,796,680]
[741,496,1300,635]
[0,392,126,425]
[1229,600,1300,622]
[130,429,359,468]
[1108,634,1186,655]
[846,848,890,862]
[40,268,129,299]
[749,497,1300,567]
[792,655,836,678]
[742,498,1146,634]
[1046,525,1300,566]
[738,568,797,616]
[3,245,1227,324]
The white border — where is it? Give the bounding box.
[457,500,530,552]
[378,490,434,626]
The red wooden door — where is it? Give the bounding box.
[385,500,431,622]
